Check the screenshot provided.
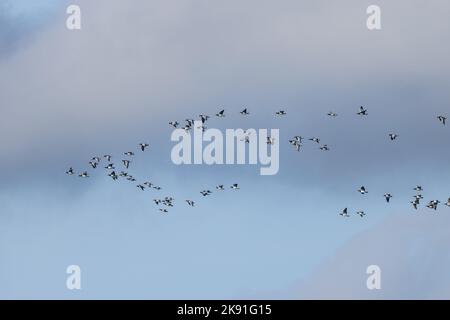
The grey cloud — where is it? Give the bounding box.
[288,212,450,299]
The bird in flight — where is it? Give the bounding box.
[267,137,275,145]
[319,144,330,151]
[327,112,338,117]
[275,110,286,116]
[139,143,149,151]
[216,110,225,118]
[358,186,368,194]
[446,198,450,207]
[426,200,440,210]
[159,208,168,213]
[182,124,192,132]
[108,171,118,180]
[122,160,131,169]
[79,171,89,178]
[137,184,145,191]
[414,185,423,192]
[230,184,240,190]
[66,167,75,175]
[169,121,179,128]
[356,211,366,218]
[384,193,392,203]
[216,185,225,191]
[124,151,134,156]
[357,106,368,116]
[200,190,212,196]
[340,208,350,217]
[105,163,115,170]
[104,155,112,162]
[89,161,97,169]
[240,108,249,116]
[199,114,210,123]
[289,139,301,151]
[411,199,419,210]
[309,137,320,144]
[91,157,100,163]
[437,115,446,125]
[186,200,195,207]
[388,133,399,141]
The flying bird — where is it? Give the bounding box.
[340,208,350,217]
[216,110,225,118]
[240,108,249,115]
[139,143,149,151]
[241,135,251,143]
[384,193,392,203]
[200,190,212,196]
[437,115,446,125]
[388,133,399,141]
[169,121,179,128]
[104,155,112,162]
[91,157,100,163]
[327,112,338,117]
[309,137,320,144]
[137,184,145,191]
[414,185,423,192]
[89,161,97,169]
[186,200,195,207]
[216,185,225,191]
[159,209,168,213]
[105,163,115,170]
[119,171,128,177]
[445,198,450,207]
[289,139,301,151]
[79,171,89,178]
[66,167,75,175]
[124,152,134,156]
[357,106,368,116]
[230,184,240,190]
[275,110,286,116]
[122,160,131,169]
[356,211,366,217]
[108,171,118,180]
[319,144,330,151]
[267,137,275,145]
[426,200,440,210]
[358,186,368,194]
[411,200,419,210]
[199,114,210,123]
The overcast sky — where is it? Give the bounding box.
[1,0,449,299]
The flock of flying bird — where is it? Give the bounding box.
[66,106,448,216]
[65,144,241,213]
[340,185,450,218]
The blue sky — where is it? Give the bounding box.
[1,0,450,299]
